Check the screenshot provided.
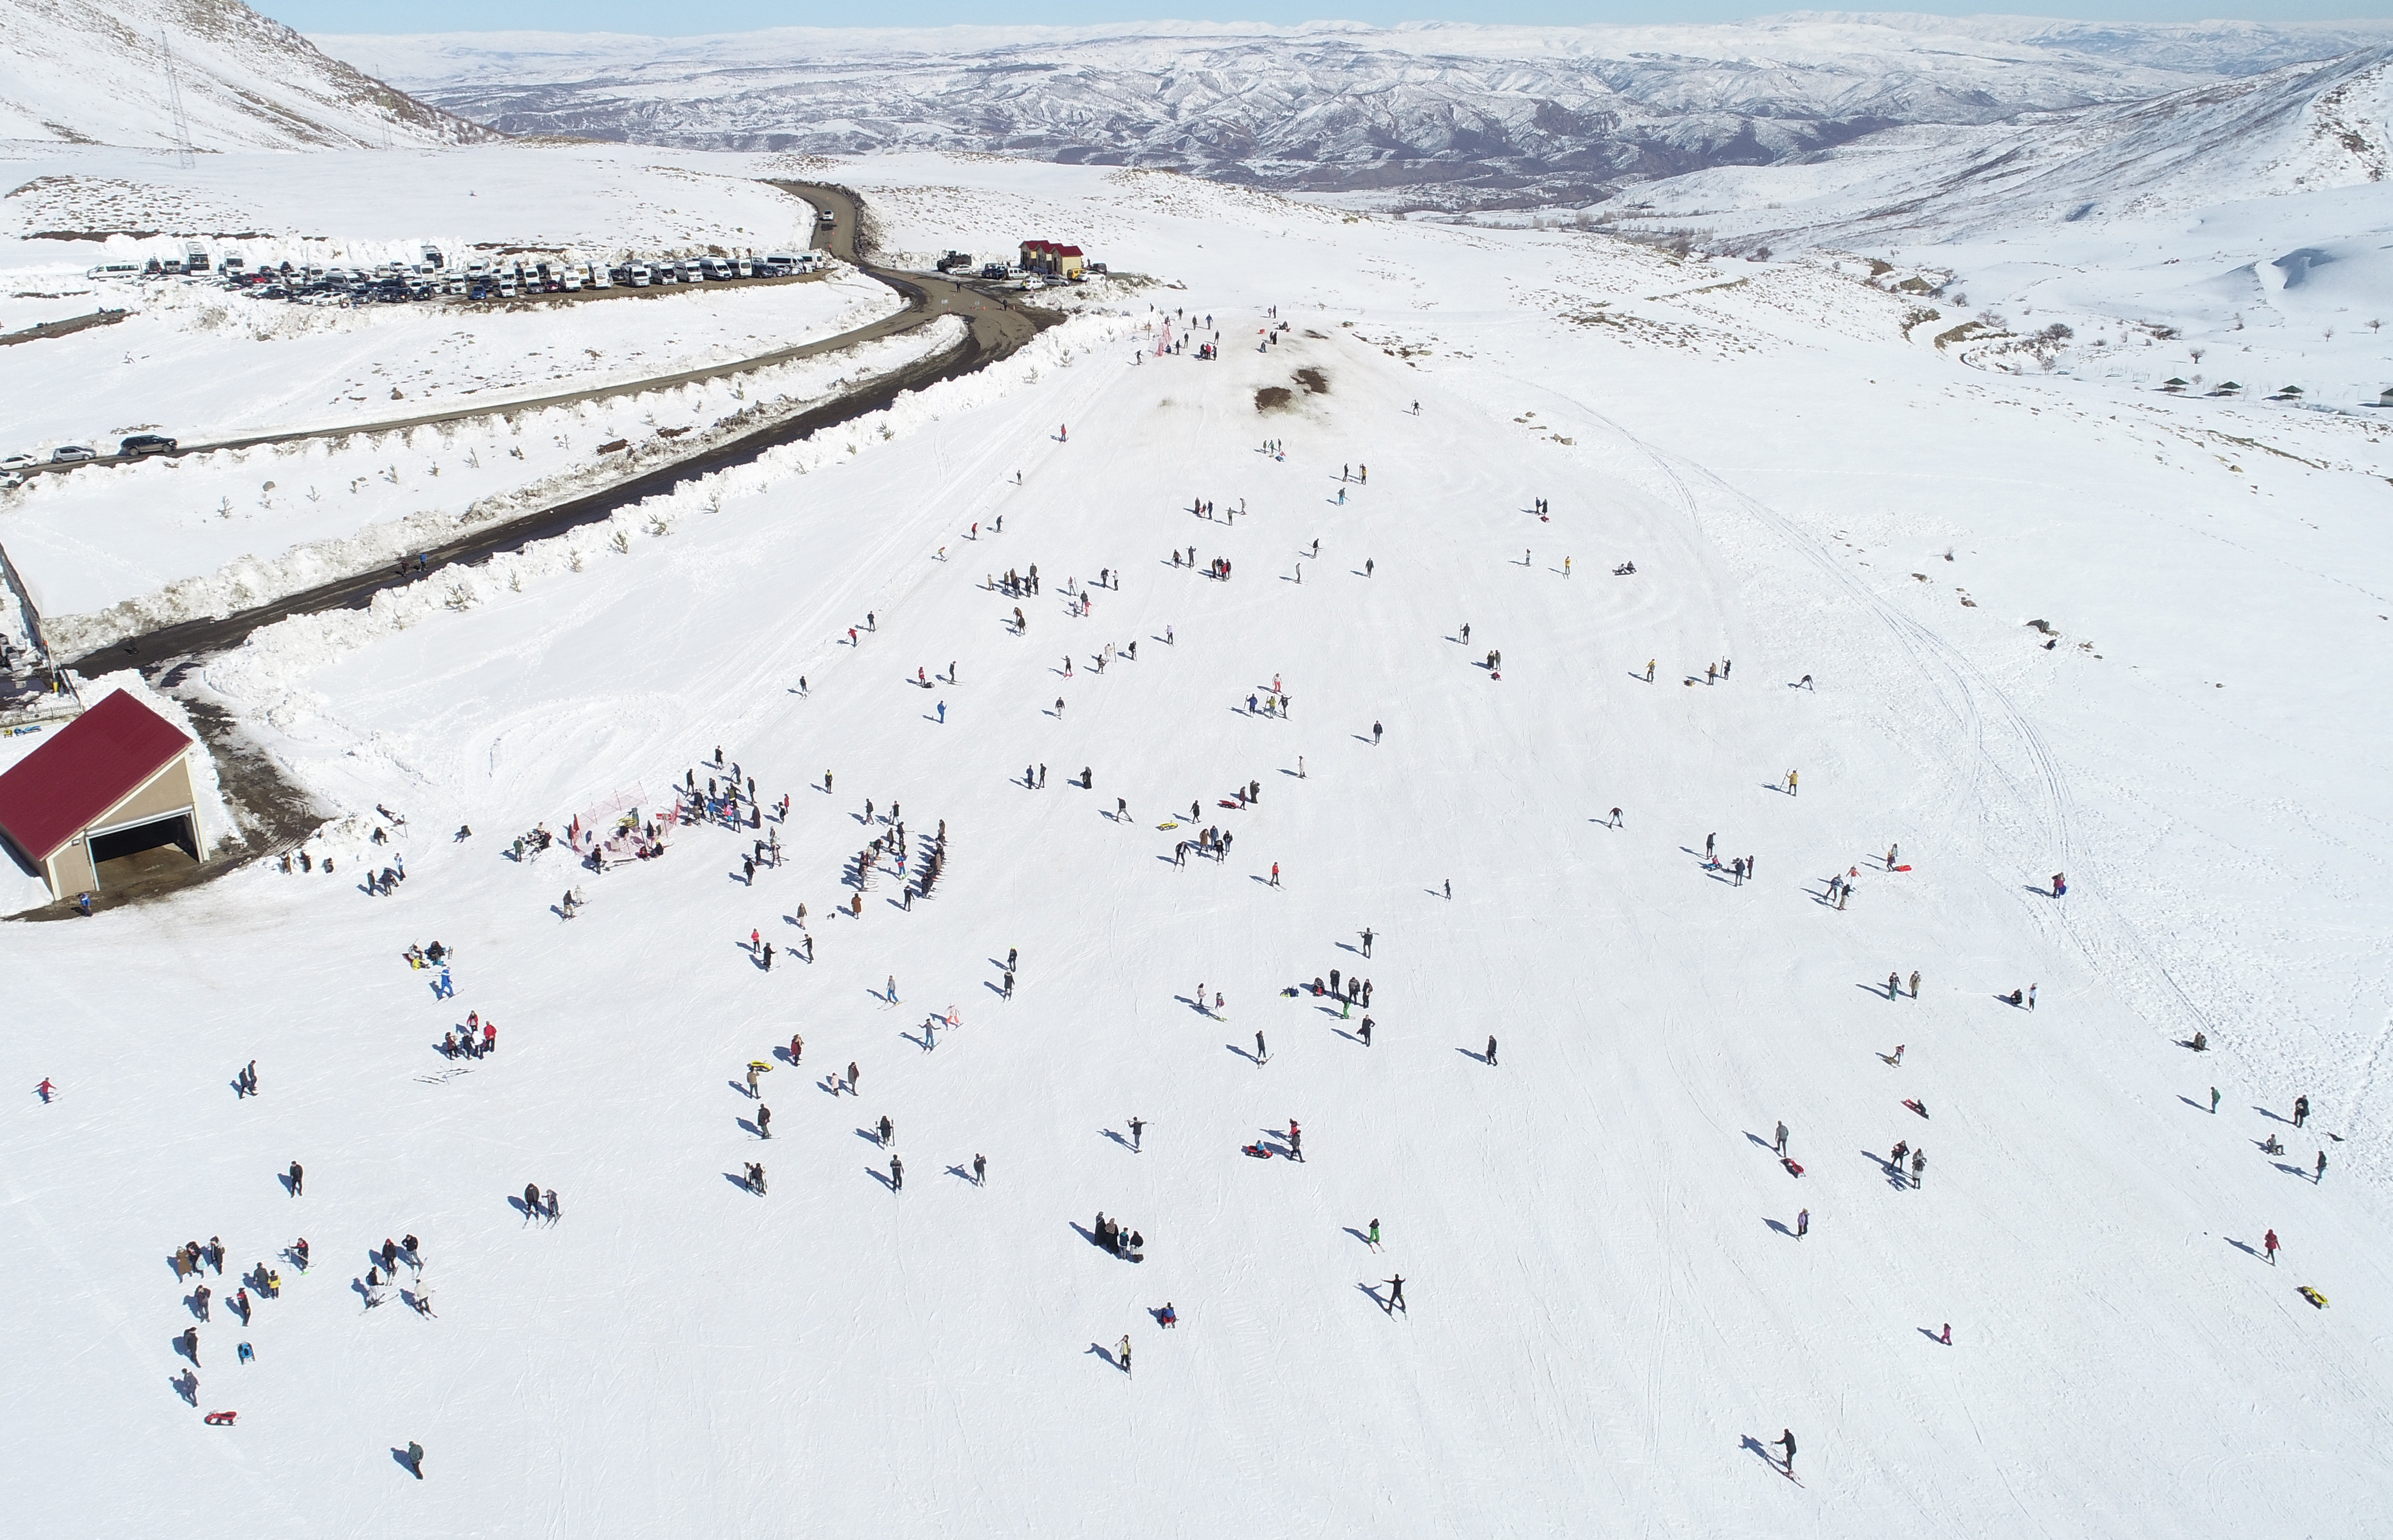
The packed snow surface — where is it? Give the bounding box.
[4,149,2392,1537]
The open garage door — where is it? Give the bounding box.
[88,809,199,880]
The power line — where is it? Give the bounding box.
[160,31,194,170]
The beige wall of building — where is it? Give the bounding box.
[36,754,201,899]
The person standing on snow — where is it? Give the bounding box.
[2265,1229,2279,1265]
[1775,1121,1789,1156]
[890,1156,904,1191]
[1367,1219,1382,1251]
[1796,1208,1808,1239]
[1888,971,1901,1000]
[2209,1086,2220,1114]
[2294,1094,2310,1128]
[973,1153,987,1185]
[1254,1031,1268,1065]
[1909,970,1921,998]
[1486,1035,1498,1066]
[1383,1275,1406,1313]
[2315,1149,2328,1184]
[1777,1429,1796,1473]
[847,1062,860,1097]
[1129,1116,1146,1152]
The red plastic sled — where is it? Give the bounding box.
[204,1411,238,1426]
[1892,864,1912,872]
[1243,1143,1273,1158]
[1904,1099,1929,1119]
[1781,1158,1805,1178]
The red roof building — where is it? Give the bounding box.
[0,690,205,900]
[1019,239,1087,277]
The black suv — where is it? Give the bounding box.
[119,434,177,457]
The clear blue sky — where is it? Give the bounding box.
[272,3,2393,36]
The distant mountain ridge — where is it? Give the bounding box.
[314,14,2393,210]
[0,0,497,152]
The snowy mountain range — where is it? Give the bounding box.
[317,14,2393,210]
[0,0,495,152]
[1611,42,2393,249]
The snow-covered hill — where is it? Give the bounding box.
[314,15,2393,211]
[5,145,2393,1535]
[0,0,495,152]
[1614,44,2393,247]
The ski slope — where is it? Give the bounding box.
[4,153,2392,1537]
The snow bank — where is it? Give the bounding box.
[27,317,968,654]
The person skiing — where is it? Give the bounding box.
[1786,769,1799,796]
[35,1078,54,1103]
[1777,1429,1796,1473]
[1384,1275,1406,1313]
[2265,1228,2280,1265]
[1796,1208,1808,1239]
[1367,1219,1382,1251]
[1129,1116,1146,1152]
[1255,1030,1267,1064]
[1360,927,1374,957]
[1486,1035,1498,1066]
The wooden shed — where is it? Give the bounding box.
[0,690,207,901]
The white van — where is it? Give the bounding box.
[86,261,142,279]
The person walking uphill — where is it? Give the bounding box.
[1777,1429,1797,1475]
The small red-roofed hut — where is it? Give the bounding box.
[0,690,205,900]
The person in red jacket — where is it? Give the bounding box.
[2264,1229,2280,1266]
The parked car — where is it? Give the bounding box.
[50,445,97,463]
[119,434,177,457]
[1,452,37,472]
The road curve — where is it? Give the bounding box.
[70,183,1058,676]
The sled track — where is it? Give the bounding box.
[1620,427,2218,1047]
